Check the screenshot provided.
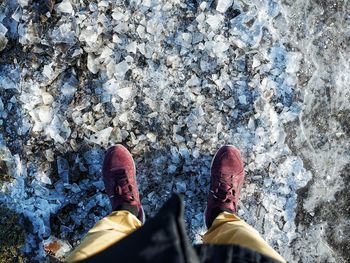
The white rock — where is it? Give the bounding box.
[181,33,192,47]
[12,7,22,22]
[90,127,113,146]
[116,87,133,100]
[216,0,233,13]
[179,146,189,159]
[72,48,83,57]
[106,61,116,78]
[98,1,109,7]
[239,95,247,104]
[125,55,134,63]
[114,61,129,79]
[45,149,55,162]
[281,110,298,123]
[100,46,113,61]
[136,25,146,38]
[146,132,157,143]
[199,2,207,11]
[112,34,122,44]
[216,122,223,134]
[79,28,98,47]
[42,92,54,105]
[248,118,255,130]
[126,41,137,54]
[119,112,128,122]
[17,0,29,7]
[0,23,8,36]
[146,19,157,34]
[196,13,205,25]
[186,75,200,86]
[286,52,302,73]
[138,43,146,55]
[252,56,261,68]
[0,33,8,52]
[206,14,224,31]
[212,41,230,55]
[43,63,55,80]
[61,81,77,99]
[87,54,98,74]
[36,106,53,123]
[56,0,74,14]
[192,148,200,158]
[112,11,126,21]
[36,171,52,185]
[142,0,152,8]
[46,116,71,144]
[51,23,76,45]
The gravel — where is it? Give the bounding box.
[0,0,349,261]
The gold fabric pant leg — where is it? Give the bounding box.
[65,210,142,262]
[203,212,286,263]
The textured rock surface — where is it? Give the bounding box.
[0,0,349,262]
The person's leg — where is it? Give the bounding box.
[65,210,141,262]
[203,146,285,263]
[66,145,145,262]
[203,212,285,262]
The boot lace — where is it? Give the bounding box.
[210,173,235,203]
[109,169,135,202]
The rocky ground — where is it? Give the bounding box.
[0,0,349,262]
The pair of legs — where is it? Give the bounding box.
[66,145,285,263]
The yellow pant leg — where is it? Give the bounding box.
[203,212,286,263]
[65,210,142,262]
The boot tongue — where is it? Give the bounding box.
[116,171,127,183]
[112,169,128,182]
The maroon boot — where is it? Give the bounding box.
[205,145,245,228]
[102,144,145,223]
